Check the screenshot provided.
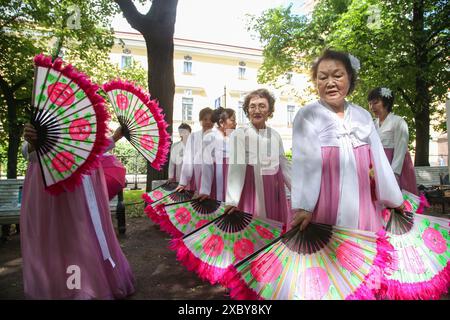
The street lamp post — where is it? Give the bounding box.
[131,150,141,190]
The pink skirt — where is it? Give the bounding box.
[312,145,383,232]
[236,165,291,225]
[384,148,418,195]
[20,155,135,299]
[208,158,229,201]
[99,154,126,201]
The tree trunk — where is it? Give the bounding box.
[116,0,178,191]
[412,0,430,166]
[2,86,20,179]
[414,102,430,166]
[145,36,175,191]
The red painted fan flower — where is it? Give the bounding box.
[51,151,75,173]
[116,93,129,110]
[336,240,365,272]
[203,235,224,257]
[422,227,446,254]
[250,253,283,283]
[233,239,254,261]
[48,82,75,107]
[69,118,92,141]
[152,190,164,200]
[195,219,210,229]
[175,207,191,225]
[301,267,330,300]
[255,225,274,240]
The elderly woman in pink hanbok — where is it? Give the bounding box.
[197,107,236,202]
[368,87,418,195]
[20,124,135,299]
[224,89,292,226]
[291,49,404,232]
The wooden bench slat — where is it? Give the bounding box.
[0,179,126,234]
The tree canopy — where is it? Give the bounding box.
[250,0,449,165]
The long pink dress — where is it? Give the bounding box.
[375,113,418,195]
[20,141,135,299]
[199,130,230,201]
[226,124,292,226]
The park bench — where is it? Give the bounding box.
[0,179,126,240]
[414,166,450,215]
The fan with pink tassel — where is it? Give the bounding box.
[30,54,110,194]
[103,80,170,170]
[380,207,449,300]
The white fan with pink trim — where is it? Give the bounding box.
[103,80,170,170]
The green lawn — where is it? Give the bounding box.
[123,189,146,218]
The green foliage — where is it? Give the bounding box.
[111,140,147,175]
[123,189,146,218]
[250,0,450,143]
[285,149,292,161]
[0,0,148,177]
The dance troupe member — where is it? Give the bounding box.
[197,107,237,201]
[368,87,418,195]
[168,123,192,183]
[177,107,214,192]
[20,124,135,299]
[291,49,404,232]
[224,89,292,226]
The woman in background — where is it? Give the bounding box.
[368,87,418,195]
[198,107,236,201]
[168,123,192,183]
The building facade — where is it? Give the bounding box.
[110,31,315,151]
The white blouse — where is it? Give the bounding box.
[199,129,231,201]
[225,123,291,218]
[375,113,409,175]
[168,140,186,182]
[291,100,403,228]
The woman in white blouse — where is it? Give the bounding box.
[224,89,292,225]
[368,87,418,195]
[176,108,214,192]
[197,107,236,201]
[291,49,404,232]
[168,123,191,183]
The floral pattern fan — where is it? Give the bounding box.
[31,54,109,194]
[103,80,170,170]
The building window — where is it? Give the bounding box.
[286,72,293,84]
[183,55,192,74]
[238,61,246,79]
[237,102,246,124]
[287,105,295,126]
[121,55,132,69]
[182,97,193,121]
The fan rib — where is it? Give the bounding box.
[34,67,51,111]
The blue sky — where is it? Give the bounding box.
[112,0,314,48]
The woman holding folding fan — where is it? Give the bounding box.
[21,123,135,299]
[291,49,404,232]
[224,88,292,226]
